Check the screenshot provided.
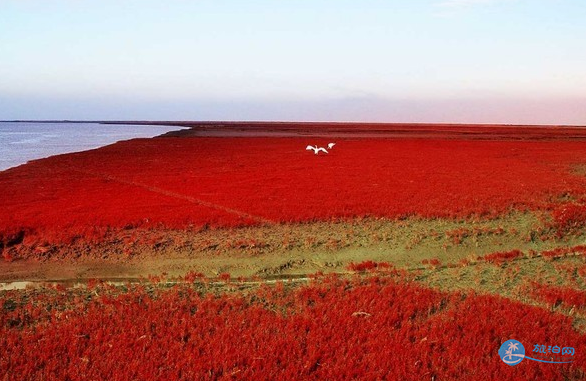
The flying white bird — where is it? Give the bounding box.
[327,142,336,149]
[306,145,329,155]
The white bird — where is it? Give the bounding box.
[327,142,336,149]
[306,145,329,155]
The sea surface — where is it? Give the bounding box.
[0,122,181,171]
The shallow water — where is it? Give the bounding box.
[0,122,181,171]
[0,281,34,291]
[0,275,312,291]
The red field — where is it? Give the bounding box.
[1,274,584,380]
[3,133,586,245]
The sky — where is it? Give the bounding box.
[0,0,585,124]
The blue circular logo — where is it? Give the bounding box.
[499,340,525,366]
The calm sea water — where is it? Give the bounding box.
[0,122,181,171]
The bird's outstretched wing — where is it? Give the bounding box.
[306,145,316,151]
[328,143,336,149]
[316,147,329,154]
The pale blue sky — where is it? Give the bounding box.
[1,0,585,123]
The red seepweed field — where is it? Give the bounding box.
[1,272,585,380]
[2,123,586,380]
[3,126,586,245]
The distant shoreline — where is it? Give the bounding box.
[0,122,180,172]
[3,120,586,140]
